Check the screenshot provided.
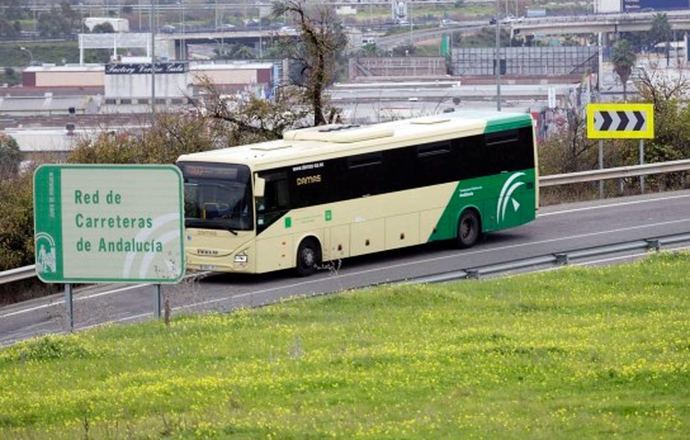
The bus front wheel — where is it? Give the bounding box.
[457,209,481,249]
[296,238,321,277]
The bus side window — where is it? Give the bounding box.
[485,130,518,173]
[256,171,290,232]
[346,152,384,197]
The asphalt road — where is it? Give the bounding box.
[2,190,690,346]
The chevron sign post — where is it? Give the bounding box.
[586,103,654,139]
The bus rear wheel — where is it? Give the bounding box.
[296,238,321,277]
[457,209,481,249]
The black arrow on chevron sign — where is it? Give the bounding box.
[633,111,645,130]
[617,111,629,130]
[600,111,612,130]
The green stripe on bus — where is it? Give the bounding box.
[484,114,533,134]
[428,169,536,243]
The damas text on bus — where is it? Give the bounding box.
[72,189,163,254]
[293,161,324,186]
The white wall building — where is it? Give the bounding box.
[595,0,622,13]
[84,17,130,32]
[104,62,190,103]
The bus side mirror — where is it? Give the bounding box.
[254,176,265,198]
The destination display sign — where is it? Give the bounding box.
[586,103,654,139]
[33,165,185,284]
[105,62,188,75]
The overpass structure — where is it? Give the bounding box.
[78,29,299,62]
[156,28,299,59]
[512,10,690,36]
[376,11,690,50]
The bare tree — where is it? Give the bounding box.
[635,64,690,106]
[195,77,311,145]
[272,0,347,126]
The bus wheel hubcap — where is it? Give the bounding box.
[462,220,473,239]
[302,249,315,266]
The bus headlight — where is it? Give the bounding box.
[234,252,248,264]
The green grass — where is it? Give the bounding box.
[1,253,689,438]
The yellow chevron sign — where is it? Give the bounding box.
[586,103,654,139]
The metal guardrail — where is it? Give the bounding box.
[539,159,690,187]
[2,160,690,286]
[0,265,36,284]
[409,232,690,284]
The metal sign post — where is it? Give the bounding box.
[155,284,162,319]
[586,103,654,197]
[639,139,645,193]
[65,283,73,331]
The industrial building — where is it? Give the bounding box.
[19,61,275,105]
[596,0,690,13]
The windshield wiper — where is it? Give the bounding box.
[185,219,239,235]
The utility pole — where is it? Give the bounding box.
[150,0,156,120]
[495,0,502,111]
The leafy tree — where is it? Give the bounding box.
[271,0,347,126]
[648,12,672,63]
[215,43,256,60]
[37,2,79,37]
[69,113,218,165]
[0,18,20,39]
[635,66,690,163]
[0,0,24,20]
[611,38,636,102]
[37,9,71,37]
[358,43,383,57]
[392,44,416,57]
[0,172,33,271]
[0,133,21,178]
[91,22,115,33]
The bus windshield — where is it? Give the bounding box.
[178,162,253,232]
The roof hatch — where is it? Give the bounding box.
[250,143,292,151]
[283,124,394,143]
[410,116,451,125]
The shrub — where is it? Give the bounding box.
[0,172,34,271]
[0,133,21,177]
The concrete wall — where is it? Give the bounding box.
[191,69,257,85]
[35,71,104,87]
[105,72,189,99]
[22,66,105,88]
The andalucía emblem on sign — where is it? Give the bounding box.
[586,103,654,139]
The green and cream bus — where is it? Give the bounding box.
[177,112,538,275]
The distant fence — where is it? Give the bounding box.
[350,57,447,79]
[451,46,599,76]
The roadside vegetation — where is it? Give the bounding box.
[1,252,689,437]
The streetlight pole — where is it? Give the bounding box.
[20,46,34,65]
[408,1,413,47]
[150,0,156,120]
[182,1,185,60]
[177,1,186,60]
[495,0,502,111]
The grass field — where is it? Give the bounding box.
[1,253,689,438]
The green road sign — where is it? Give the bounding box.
[33,165,185,284]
